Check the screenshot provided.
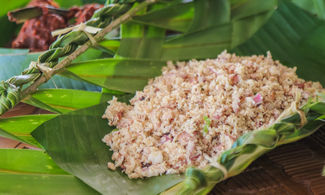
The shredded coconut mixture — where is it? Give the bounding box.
[102,51,323,178]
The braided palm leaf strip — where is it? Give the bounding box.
[163,97,325,194]
[0,1,142,115]
[0,81,20,115]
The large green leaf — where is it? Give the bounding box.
[1,89,122,147]
[187,0,230,33]
[0,114,57,147]
[72,47,112,63]
[119,0,276,61]
[291,0,325,19]
[32,102,183,195]
[116,4,168,60]
[160,0,276,60]
[40,75,101,91]
[233,0,325,85]
[133,1,194,32]
[99,39,121,54]
[116,23,166,59]
[23,89,118,114]
[0,149,98,194]
[65,58,166,92]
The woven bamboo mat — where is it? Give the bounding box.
[1,104,324,194]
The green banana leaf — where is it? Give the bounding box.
[116,21,166,59]
[0,90,126,147]
[291,0,325,19]
[32,102,183,195]
[23,89,117,114]
[0,149,98,194]
[64,58,166,92]
[233,0,325,85]
[0,114,57,147]
[133,1,194,32]
[118,0,277,60]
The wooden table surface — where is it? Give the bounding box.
[1,103,325,195]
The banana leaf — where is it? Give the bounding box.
[0,149,98,194]
[117,0,277,60]
[0,91,127,147]
[0,114,57,147]
[99,39,121,53]
[64,58,166,92]
[23,89,118,114]
[116,20,166,59]
[133,1,194,32]
[32,102,183,195]
[291,0,325,19]
[233,0,325,85]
